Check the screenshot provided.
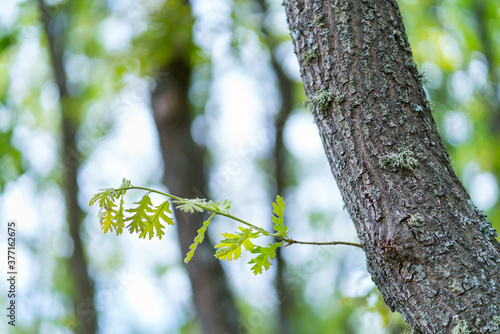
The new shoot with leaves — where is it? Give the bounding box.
[89,179,363,275]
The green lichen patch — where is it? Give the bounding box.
[408,213,423,227]
[418,71,431,85]
[478,219,498,239]
[311,90,334,113]
[301,49,317,64]
[380,146,419,171]
[403,326,422,334]
[450,280,462,293]
[314,16,325,28]
[451,319,469,334]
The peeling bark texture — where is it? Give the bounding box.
[284,0,500,332]
[151,58,240,334]
[39,1,97,333]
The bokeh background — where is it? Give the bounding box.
[0,0,499,333]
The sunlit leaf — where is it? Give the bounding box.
[185,214,214,263]
[89,188,116,210]
[271,195,288,237]
[125,194,153,234]
[215,227,259,261]
[114,196,126,235]
[100,205,116,234]
[207,199,232,212]
[173,198,207,213]
[248,242,283,275]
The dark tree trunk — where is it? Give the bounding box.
[151,57,240,334]
[38,1,97,333]
[271,52,294,334]
[255,0,295,332]
[284,0,500,332]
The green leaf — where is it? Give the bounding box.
[248,242,283,275]
[91,189,118,234]
[114,196,126,235]
[184,214,214,263]
[100,205,117,234]
[173,198,207,213]
[271,195,288,237]
[115,178,132,197]
[140,200,174,240]
[215,227,259,261]
[207,199,231,212]
[89,188,116,210]
[139,220,165,240]
[125,194,154,234]
[151,201,175,226]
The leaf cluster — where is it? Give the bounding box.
[89,178,174,240]
[90,180,290,275]
[211,196,287,275]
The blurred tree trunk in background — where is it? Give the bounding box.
[38,1,97,333]
[255,0,294,332]
[149,2,240,331]
[474,1,499,125]
[284,0,500,332]
[473,1,500,227]
[151,57,240,334]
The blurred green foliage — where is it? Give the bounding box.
[400,0,500,233]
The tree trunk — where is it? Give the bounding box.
[151,57,240,334]
[38,1,97,333]
[283,0,500,332]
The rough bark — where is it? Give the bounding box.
[284,0,500,332]
[38,1,97,333]
[151,57,240,334]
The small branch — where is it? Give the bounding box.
[113,186,183,201]
[284,239,364,249]
[111,185,364,250]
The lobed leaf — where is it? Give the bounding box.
[144,200,174,240]
[115,178,132,197]
[89,188,116,210]
[215,227,259,261]
[151,201,175,226]
[114,196,126,235]
[248,242,283,275]
[173,198,207,213]
[207,199,231,212]
[125,194,154,234]
[184,214,214,263]
[139,220,165,240]
[92,191,117,234]
[271,195,288,237]
[100,205,117,234]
